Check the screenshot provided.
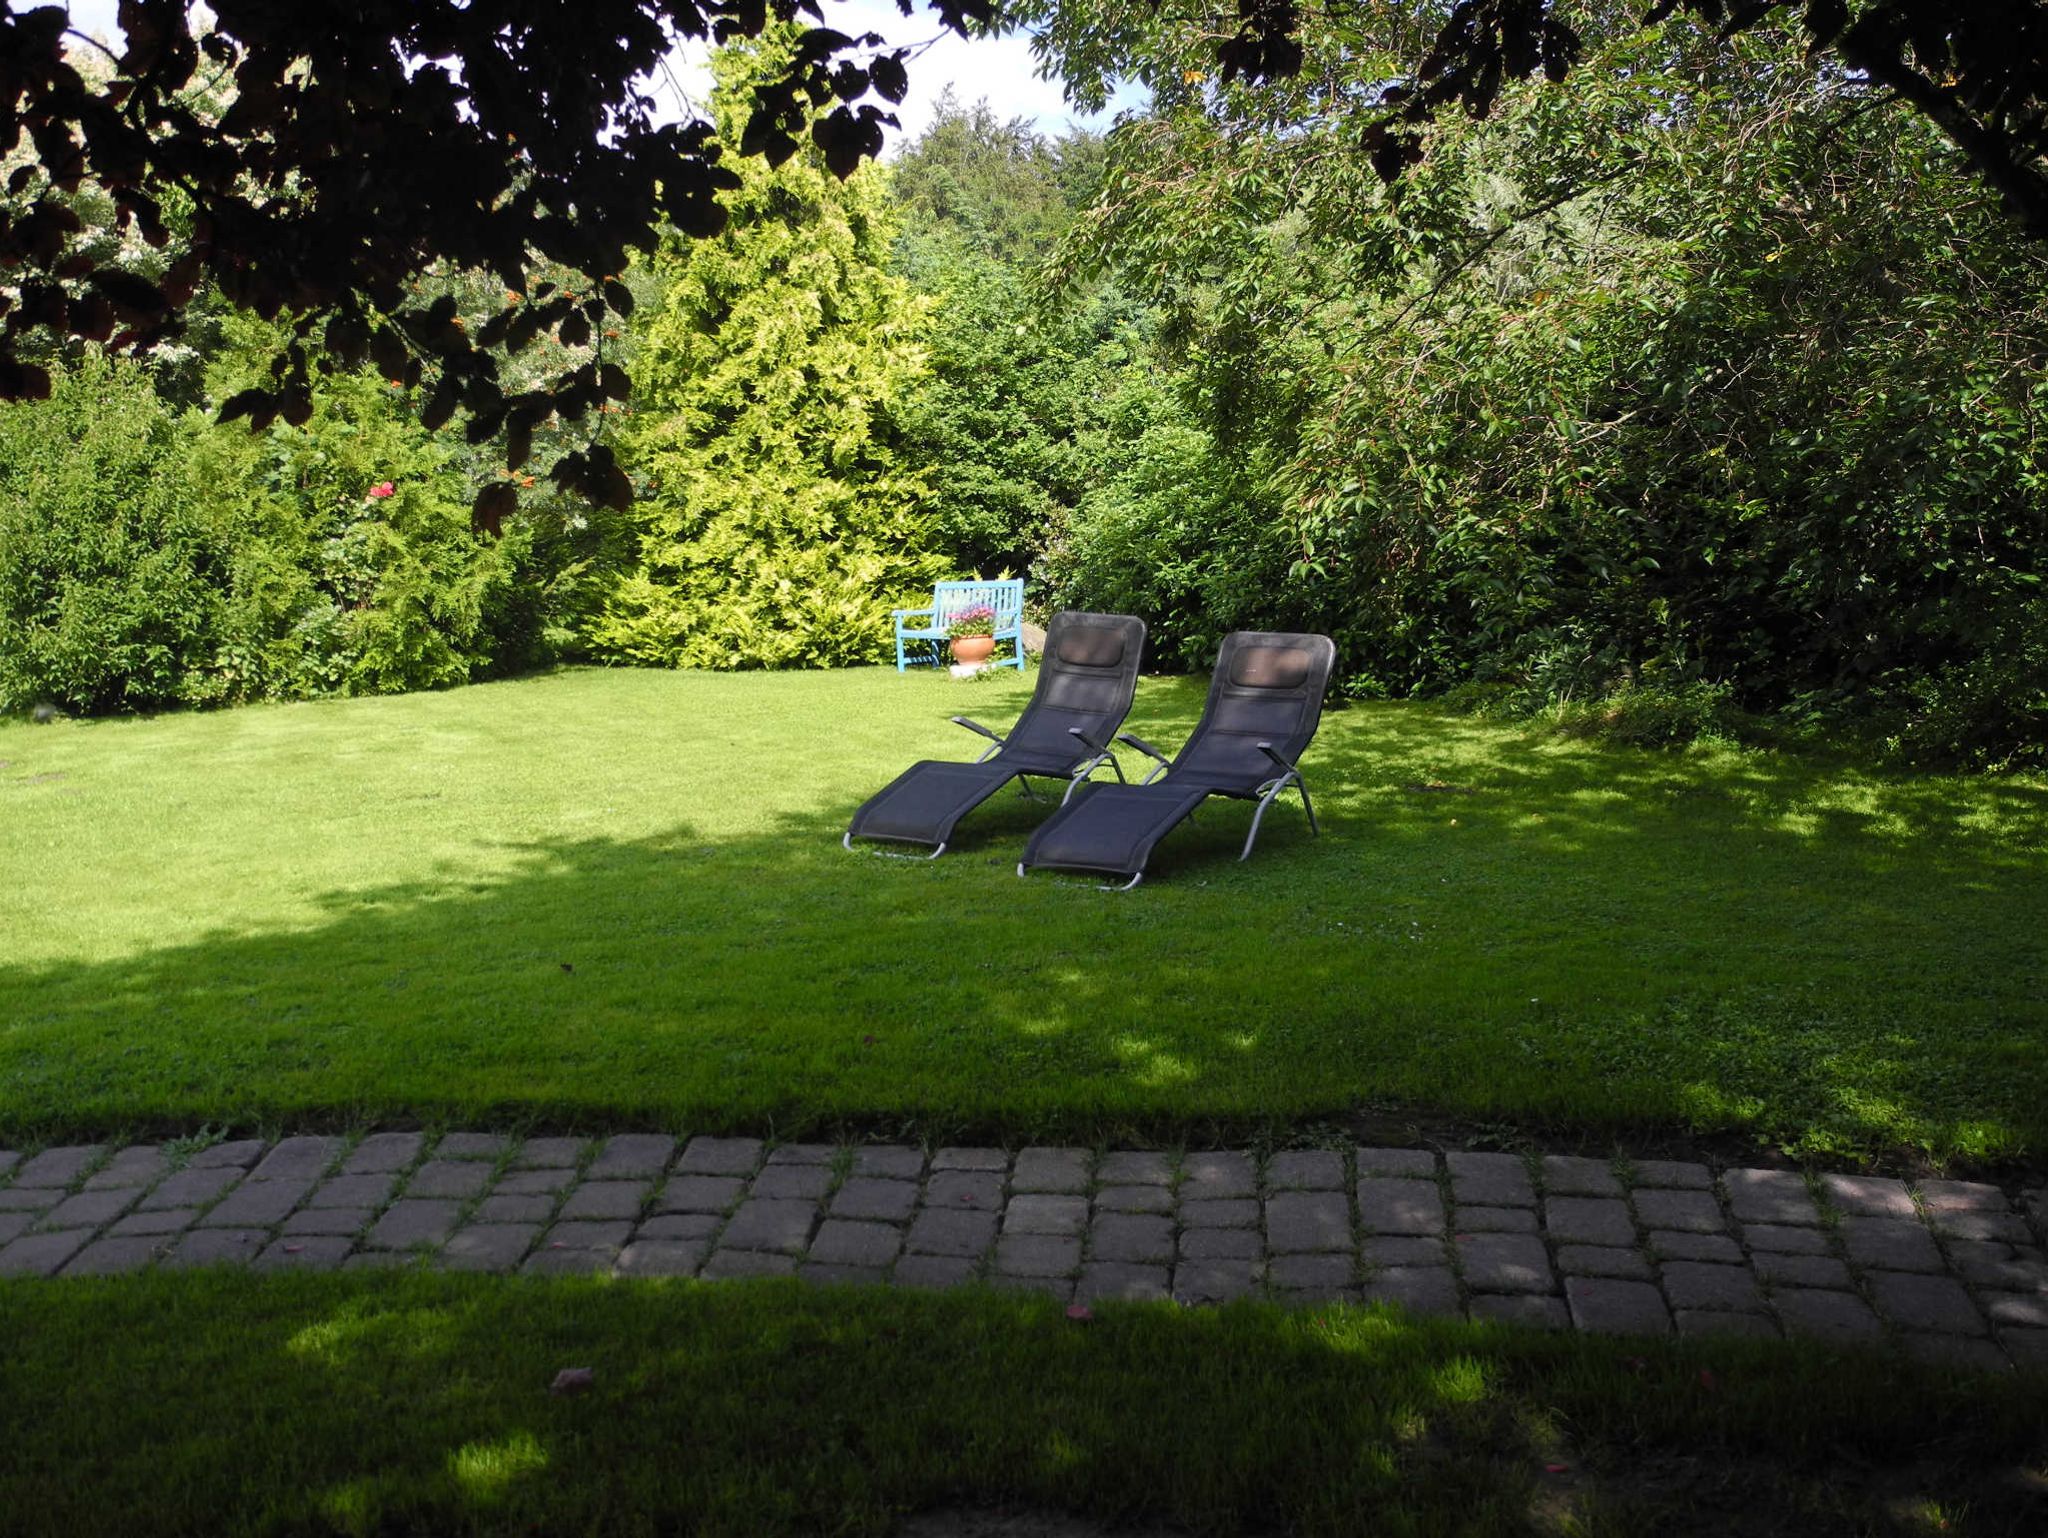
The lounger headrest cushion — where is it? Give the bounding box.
[1055,626,1126,668]
[1229,645,1312,690]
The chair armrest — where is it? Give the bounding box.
[1116,731,1172,769]
[951,715,1006,745]
[892,607,936,620]
[1066,724,1112,754]
[1257,741,1302,776]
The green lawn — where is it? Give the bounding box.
[3,666,2044,1159]
[2,1271,2042,1537]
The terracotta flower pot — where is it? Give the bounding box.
[950,635,996,665]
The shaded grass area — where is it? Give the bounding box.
[1,1271,2043,1537]
[2,667,2044,1159]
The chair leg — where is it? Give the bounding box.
[1298,776,1319,836]
[1241,777,1291,861]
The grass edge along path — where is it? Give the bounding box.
[2,1269,2045,1537]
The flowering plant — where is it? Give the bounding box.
[946,605,996,640]
[367,481,396,500]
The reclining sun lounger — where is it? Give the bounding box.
[845,611,1148,859]
[1017,630,1336,889]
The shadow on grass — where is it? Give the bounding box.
[2,1270,2043,1537]
[1,686,2044,1158]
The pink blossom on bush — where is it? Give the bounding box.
[367,481,396,499]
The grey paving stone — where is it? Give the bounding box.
[1094,1184,1173,1214]
[704,1245,798,1277]
[637,1212,721,1242]
[0,1230,90,1275]
[1173,1260,1262,1304]
[891,1255,976,1290]
[165,1228,265,1268]
[1630,1160,1712,1189]
[538,1220,633,1252]
[1821,1173,1914,1220]
[434,1132,510,1161]
[0,1213,26,1245]
[281,1207,373,1237]
[404,1160,492,1200]
[308,1173,397,1209]
[810,1220,904,1269]
[188,1139,267,1169]
[63,1236,169,1275]
[1775,1288,1883,1340]
[511,1136,586,1168]
[657,1175,746,1214]
[474,1194,556,1225]
[719,1198,815,1256]
[137,1167,242,1211]
[200,1177,315,1228]
[1982,1292,2048,1330]
[366,1199,462,1250]
[1269,1253,1353,1292]
[15,1146,104,1187]
[249,1137,341,1182]
[442,1224,541,1273]
[1356,1147,1436,1178]
[1098,1151,1173,1186]
[1722,1168,1818,1226]
[751,1165,833,1201]
[1011,1148,1090,1193]
[1470,1294,1569,1330]
[1742,1223,1831,1255]
[558,1180,650,1222]
[1840,1216,1944,1274]
[927,1171,1003,1210]
[1949,1243,2048,1291]
[1447,1152,1533,1206]
[932,1147,1007,1172]
[1266,1151,1345,1190]
[1557,1245,1652,1280]
[253,1237,353,1272]
[1180,1152,1256,1199]
[1266,1191,1352,1254]
[765,1142,836,1166]
[1901,1334,2012,1374]
[1868,1272,1985,1335]
[1361,1265,1460,1316]
[1540,1156,1621,1197]
[1455,1205,1538,1233]
[1918,1179,2006,1213]
[2001,1328,2048,1367]
[1568,1277,1671,1335]
[1676,1310,1779,1339]
[342,1132,425,1173]
[1632,1189,1724,1234]
[906,1206,997,1258]
[83,1147,167,1190]
[1090,1213,1173,1265]
[1181,1198,1260,1228]
[830,1178,918,1223]
[676,1136,765,1176]
[1544,1198,1635,1247]
[851,1145,924,1180]
[1357,1179,1445,1235]
[0,1151,16,1177]
[1005,1195,1088,1237]
[589,1134,675,1178]
[1754,1253,1853,1289]
[1661,1261,1764,1313]
[1362,1236,1449,1269]
[1929,1208,2034,1244]
[1455,1233,1553,1294]
[107,1208,198,1238]
[1075,1262,1170,1303]
[801,1264,886,1287]
[0,1189,51,1212]
[994,1234,1080,1277]
[496,1168,575,1196]
[522,1247,615,1276]
[1180,1227,1262,1261]
[1648,1231,1744,1264]
[38,1189,137,1230]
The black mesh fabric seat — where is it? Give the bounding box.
[844,611,1148,858]
[1018,631,1335,888]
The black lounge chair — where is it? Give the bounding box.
[844,611,1148,859]
[1017,630,1336,889]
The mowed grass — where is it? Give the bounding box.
[2,1271,2044,1537]
[1,666,2043,1159]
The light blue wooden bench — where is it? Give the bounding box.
[893,579,1027,672]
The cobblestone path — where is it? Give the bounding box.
[3,1134,2044,1369]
